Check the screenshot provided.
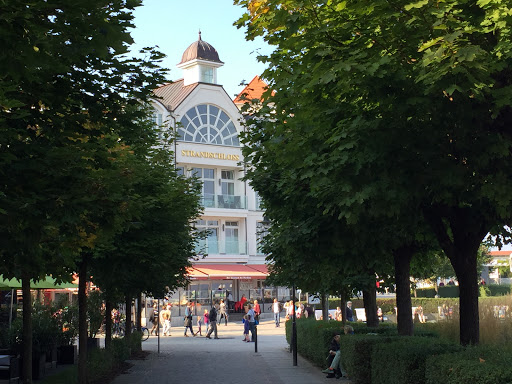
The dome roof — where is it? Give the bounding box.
[179,32,223,64]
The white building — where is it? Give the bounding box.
[150,33,279,311]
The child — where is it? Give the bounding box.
[195,315,203,336]
[204,309,209,330]
[242,314,250,342]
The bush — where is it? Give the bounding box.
[487,284,511,296]
[341,334,396,384]
[426,345,512,384]
[371,337,460,384]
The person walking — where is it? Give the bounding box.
[272,298,281,327]
[184,302,195,337]
[206,303,219,339]
[346,301,354,322]
[195,315,203,336]
[246,303,256,342]
[254,300,261,319]
[149,303,159,336]
[162,304,172,336]
[219,299,228,326]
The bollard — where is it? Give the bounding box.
[254,325,258,353]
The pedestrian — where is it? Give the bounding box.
[203,309,209,329]
[272,298,281,327]
[195,315,203,336]
[246,303,256,342]
[334,306,342,321]
[206,303,219,339]
[162,304,172,336]
[149,303,159,336]
[184,302,195,337]
[242,314,250,342]
[220,299,228,326]
[254,299,261,320]
[346,301,354,322]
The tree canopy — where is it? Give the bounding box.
[236,0,512,345]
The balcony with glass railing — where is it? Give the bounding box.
[200,194,247,209]
[195,239,248,255]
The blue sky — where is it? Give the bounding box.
[130,0,273,99]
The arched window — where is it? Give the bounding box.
[178,104,239,146]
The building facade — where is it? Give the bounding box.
[150,33,281,313]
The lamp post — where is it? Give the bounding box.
[292,284,297,366]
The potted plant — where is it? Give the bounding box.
[56,304,79,364]
[87,290,105,350]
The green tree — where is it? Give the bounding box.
[0,1,166,381]
[236,0,512,345]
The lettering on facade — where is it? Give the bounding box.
[181,150,240,161]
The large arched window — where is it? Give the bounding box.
[178,104,239,146]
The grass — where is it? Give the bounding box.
[416,294,512,345]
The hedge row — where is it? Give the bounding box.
[288,318,512,384]
[415,284,511,298]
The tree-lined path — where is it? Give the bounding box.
[110,319,347,384]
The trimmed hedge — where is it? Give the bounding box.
[426,345,512,384]
[341,334,396,384]
[371,337,461,384]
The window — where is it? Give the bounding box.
[195,220,219,254]
[225,221,239,254]
[256,221,269,254]
[178,104,239,146]
[221,170,235,196]
[152,112,164,139]
[176,167,184,176]
[201,67,213,83]
[192,168,215,207]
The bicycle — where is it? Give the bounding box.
[114,322,150,341]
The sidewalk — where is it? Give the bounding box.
[111,319,351,384]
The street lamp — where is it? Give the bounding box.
[291,284,297,366]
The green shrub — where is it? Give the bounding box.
[111,337,131,362]
[414,288,436,298]
[341,334,396,384]
[426,345,512,384]
[127,331,142,352]
[371,337,460,384]
[487,284,511,296]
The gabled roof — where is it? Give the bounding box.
[153,80,198,111]
[233,76,272,105]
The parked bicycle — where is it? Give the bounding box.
[113,321,149,341]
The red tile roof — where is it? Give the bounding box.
[233,76,273,105]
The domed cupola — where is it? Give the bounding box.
[177,32,224,86]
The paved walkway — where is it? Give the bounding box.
[111,319,351,384]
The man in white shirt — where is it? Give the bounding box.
[246,303,256,342]
[272,298,281,327]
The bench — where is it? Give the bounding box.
[0,355,20,384]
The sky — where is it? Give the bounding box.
[130,0,273,99]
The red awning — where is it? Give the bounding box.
[188,264,268,280]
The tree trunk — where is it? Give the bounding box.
[363,285,378,328]
[394,247,414,336]
[321,293,329,322]
[340,297,347,324]
[125,295,132,337]
[136,292,142,332]
[21,271,32,384]
[105,299,113,350]
[451,248,479,345]
[78,259,88,384]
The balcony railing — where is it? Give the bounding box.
[201,194,247,209]
[195,239,248,255]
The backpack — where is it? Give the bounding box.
[209,307,217,321]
